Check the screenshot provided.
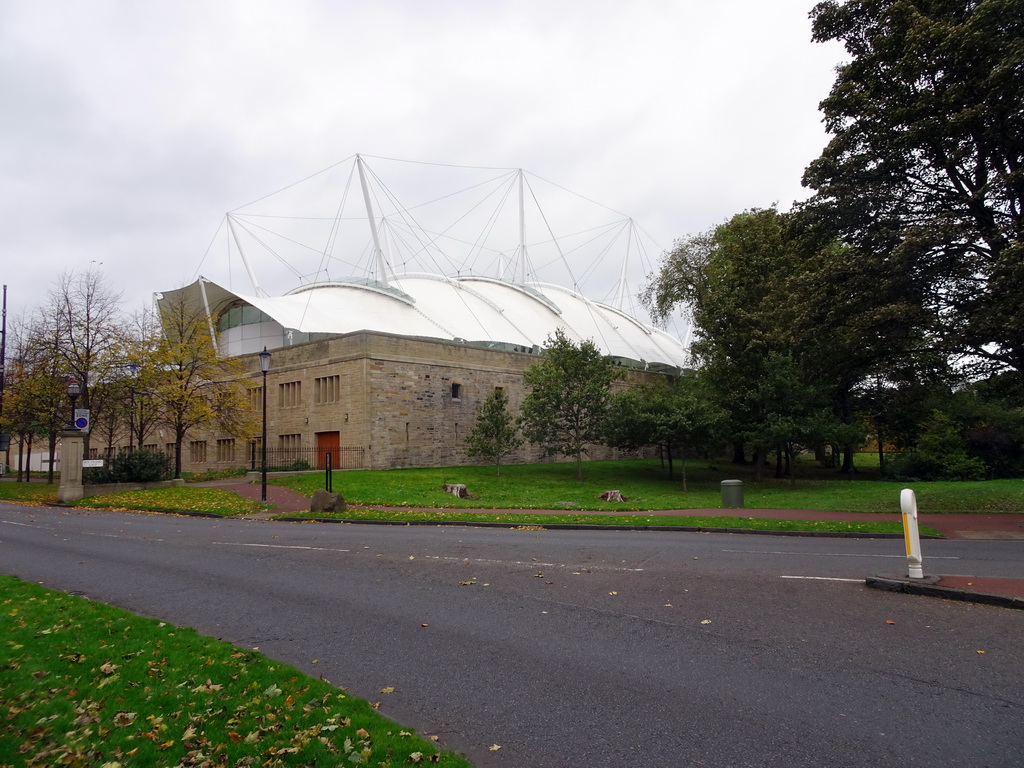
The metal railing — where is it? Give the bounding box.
[249,445,365,472]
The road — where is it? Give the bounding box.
[2,501,1022,767]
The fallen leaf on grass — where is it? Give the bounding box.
[191,679,223,693]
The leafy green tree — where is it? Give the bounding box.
[466,388,522,475]
[520,329,622,481]
[605,375,724,490]
[644,209,816,471]
[805,0,1024,374]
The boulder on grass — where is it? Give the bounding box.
[311,488,346,513]
[442,483,471,498]
[599,490,627,502]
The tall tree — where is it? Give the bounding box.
[644,209,811,471]
[37,269,127,454]
[520,329,622,481]
[466,388,522,476]
[154,290,254,478]
[804,0,1024,374]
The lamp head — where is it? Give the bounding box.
[258,346,271,373]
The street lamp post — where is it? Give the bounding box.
[258,347,271,503]
[127,363,138,451]
[67,380,81,429]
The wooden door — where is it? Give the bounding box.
[315,431,340,470]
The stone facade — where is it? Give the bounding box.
[173,330,653,474]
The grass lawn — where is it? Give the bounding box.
[0,481,58,504]
[76,486,267,516]
[0,574,471,767]
[276,458,1024,514]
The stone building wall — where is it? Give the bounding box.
[173,330,655,475]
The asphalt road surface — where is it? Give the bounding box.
[2,502,1022,767]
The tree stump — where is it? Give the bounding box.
[599,490,626,502]
[442,483,471,498]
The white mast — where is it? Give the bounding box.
[227,214,264,297]
[614,219,634,310]
[518,169,527,285]
[357,154,390,288]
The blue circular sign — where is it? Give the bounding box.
[75,417,89,429]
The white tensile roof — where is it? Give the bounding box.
[160,274,690,371]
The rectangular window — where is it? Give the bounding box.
[189,440,207,463]
[279,434,302,451]
[451,382,462,400]
[165,443,176,458]
[248,386,262,412]
[216,438,236,463]
[315,375,340,404]
[279,381,302,408]
[143,444,158,453]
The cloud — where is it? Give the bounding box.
[0,0,845,328]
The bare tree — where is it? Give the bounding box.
[37,269,127,453]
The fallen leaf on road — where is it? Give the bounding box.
[885,620,896,625]
[700,619,712,625]
[380,686,395,694]
[977,650,986,654]
[489,745,502,751]
[609,591,618,595]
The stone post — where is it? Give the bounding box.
[57,430,85,503]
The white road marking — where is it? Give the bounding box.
[423,554,644,571]
[723,549,959,560]
[780,576,864,583]
[213,542,350,553]
[0,520,38,528]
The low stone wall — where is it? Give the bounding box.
[82,478,186,498]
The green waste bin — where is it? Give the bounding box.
[720,479,744,508]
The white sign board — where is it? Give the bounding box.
[82,459,104,468]
[74,408,91,433]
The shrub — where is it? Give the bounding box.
[83,448,172,484]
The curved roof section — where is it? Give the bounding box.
[160,275,690,370]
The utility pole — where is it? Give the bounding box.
[0,285,8,474]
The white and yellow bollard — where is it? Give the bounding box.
[900,488,924,579]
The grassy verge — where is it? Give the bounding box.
[0,482,58,504]
[276,458,1024,514]
[0,574,470,767]
[75,487,266,516]
[280,508,939,536]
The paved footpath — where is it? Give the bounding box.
[205,479,1024,604]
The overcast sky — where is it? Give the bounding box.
[1,0,845,331]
